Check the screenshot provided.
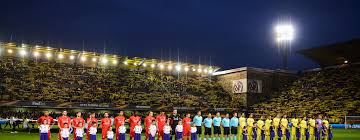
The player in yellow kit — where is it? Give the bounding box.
[273,114,281,139]
[291,115,299,140]
[281,115,288,140]
[322,116,329,140]
[247,113,255,140]
[239,113,247,139]
[308,116,316,140]
[265,116,272,140]
[257,116,265,140]
[300,117,307,140]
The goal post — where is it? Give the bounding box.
[344,115,360,129]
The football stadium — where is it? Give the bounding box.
[1,1,360,140]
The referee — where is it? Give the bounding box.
[170,110,180,140]
[193,111,203,140]
[213,112,222,140]
[230,112,239,140]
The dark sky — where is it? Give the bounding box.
[1,0,360,70]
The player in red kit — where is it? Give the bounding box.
[182,113,192,140]
[156,111,167,140]
[100,112,112,140]
[129,112,141,140]
[114,111,126,140]
[145,111,155,140]
[86,113,98,140]
[37,111,54,140]
[71,112,85,140]
[57,111,71,140]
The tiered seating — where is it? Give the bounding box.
[0,57,231,108]
[253,66,360,118]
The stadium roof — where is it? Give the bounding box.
[298,39,360,67]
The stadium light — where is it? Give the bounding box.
[143,63,147,67]
[101,58,108,64]
[19,49,27,56]
[58,54,64,59]
[275,24,294,42]
[192,68,196,72]
[92,57,97,62]
[134,62,138,66]
[123,61,128,65]
[112,60,118,64]
[33,51,40,57]
[184,67,189,72]
[344,60,348,64]
[175,65,181,71]
[204,69,208,73]
[80,56,87,61]
[167,65,173,70]
[7,49,13,54]
[69,55,75,60]
[151,64,155,68]
[45,52,52,58]
[159,64,164,69]
[197,68,202,73]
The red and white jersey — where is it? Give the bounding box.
[145,116,155,129]
[182,117,191,129]
[156,115,167,128]
[87,117,98,128]
[114,116,126,128]
[72,117,85,127]
[101,118,112,129]
[129,116,141,128]
[58,116,71,129]
[38,116,54,125]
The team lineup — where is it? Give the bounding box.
[37,110,333,140]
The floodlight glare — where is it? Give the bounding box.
[197,68,202,73]
[151,64,155,68]
[175,65,181,71]
[33,51,40,57]
[69,55,75,60]
[344,60,348,64]
[19,50,27,56]
[168,65,173,70]
[143,63,147,67]
[45,52,52,58]
[204,69,208,73]
[275,24,294,42]
[80,56,86,61]
[112,60,118,64]
[192,68,196,72]
[184,67,189,72]
[58,54,64,59]
[92,57,97,62]
[123,61,128,65]
[159,64,164,69]
[101,58,108,64]
[7,49,13,54]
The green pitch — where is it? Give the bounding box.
[0,129,360,140]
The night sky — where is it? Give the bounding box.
[1,0,360,70]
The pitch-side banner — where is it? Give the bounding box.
[232,79,262,93]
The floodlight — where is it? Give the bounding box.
[192,68,196,72]
[175,65,181,71]
[112,60,118,64]
[168,65,173,70]
[275,24,294,42]
[58,54,64,59]
[134,62,138,66]
[184,67,189,72]
[197,68,202,73]
[92,57,97,62]
[45,52,52,58]
[80,56,86,61]
[123,61,128,65]
[204,69,208,73]
[151,64,155,68]
[19,50,27,56]
[101,58,108,64]
[159,64,164,69]
[7,49,13,54]
[33,51,40,57]
[143,63,147,67]
[344,60,348,64]
[69,55,75,60]
[21,44,26,48]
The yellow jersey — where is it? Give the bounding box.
[273,117,280,127]
[300,120,307,128]
[309,119,315,127]
[323,120,329,128]
[247,118,255,127]
[281,118,288,128]
[291,118,299,127]
[265,119,272,130]
[257,120,264,129]
[239,117,247,126]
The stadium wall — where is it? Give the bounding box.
[214,67,297,107]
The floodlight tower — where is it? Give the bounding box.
[274,21,294,69]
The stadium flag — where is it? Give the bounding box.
[232,79,263,93]
[247,79,262,93]
[232,79,247,93]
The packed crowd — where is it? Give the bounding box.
[253,66,360,119]
[0,57,231,108]
[35,110,333,140]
